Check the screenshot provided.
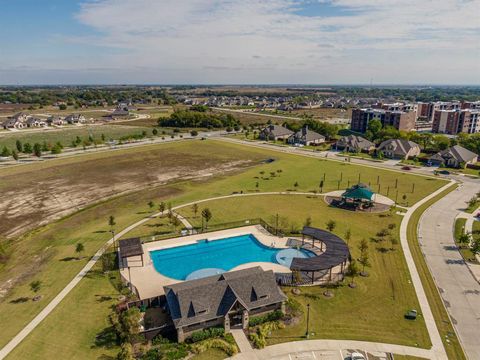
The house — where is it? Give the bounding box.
[163,267,286,342]
[429,145,478,168]
[26,117,47,127]
[65,114,86,124]
[335,135,375,153]
[2,117,26,129]
[258,124,293,141]
[377,139,421,159]
[47,115,65,126]
[288,126,325,146]
[111,107,130,118]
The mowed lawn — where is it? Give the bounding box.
[177,195,431,348]
[0,140,446,358]
[0,124,151,150]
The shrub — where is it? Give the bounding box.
[191,338,238,356]
[248,310,283,327]
[190,327,224,343]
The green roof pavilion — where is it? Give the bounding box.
[341,183,374,202]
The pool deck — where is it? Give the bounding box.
[120,225,292,300]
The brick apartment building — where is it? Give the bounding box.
[350,108,416,133]
[432,109,480,135]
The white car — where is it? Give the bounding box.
[350,352,366,360]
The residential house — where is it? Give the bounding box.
[288,126,325,146]
[164,267,286,342]
[2,112,29,129]
[65,114,86,125]
[335,135,375,153]
[258,124,293,141]
[429,145,478,168]
[47,115,65,126]
[377,139,421,159]
[26,117,47,127]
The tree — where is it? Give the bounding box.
[359,251,370,275]
[148,201,155,212]
[51,143,62,154]
[201,208,212,230]
[304,216,312,227]
[158,201,166,214]
[294,181,299,189]
[358,238,368,254]
[109,215,116,230]
[33,143,42,157]
[191,203,199,217]
[75,243,85,258]
[467,196,478,209]
[30,280,42,294]
[190,130,198,136]
[23,142,33,154]
[59,104,67,110]
[344,228,352,245]
[171,215,181,231]
[1,146,10,157]
[15,140,23,152]
[367,119,382,139]
[12,150,19,161]
[470,238,480,256]
[458,232,471,247]
[389,235,399,250]
[319,180,324,193]
[152,128,158,136]
[347,259,360,286]
[326,220,336,232]
[117,342,135,360]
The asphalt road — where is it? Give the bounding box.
[418,177,480,359]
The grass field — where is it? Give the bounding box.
[454,218,479,264]
[406,185,466,360]
[0,140,448,358]
[176,195,431,348]
[0,124,151,150]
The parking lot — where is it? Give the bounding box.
[269,349,393,360]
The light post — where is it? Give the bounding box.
[305,303,311,338]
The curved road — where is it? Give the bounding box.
[418,177,480,359]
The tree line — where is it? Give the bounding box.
[159,109,240,129]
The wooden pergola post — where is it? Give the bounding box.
[311,271,314,284]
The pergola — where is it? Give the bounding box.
[289,226,350,284]
[119,237,144,267]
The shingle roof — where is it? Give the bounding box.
[164,267,286,328]
[262,124,293,137]
[336,135,374,150]
[118,238,144,258]
[377,139,419,155]
[292,126,325,142]
[430,145,478,164]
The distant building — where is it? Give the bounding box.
[335,135,375,153]
[288,126,325,146]
[65,114,86,124]
[377,139,421,159]
[350,108,416,133]
[258,124,293,141]
[26,117,47,127]
[164,267,286,342]
[47,115,65,126]
[432,109,480,135]
[2,112,29,129]
[429,145,478,168]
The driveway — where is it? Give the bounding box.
[418,177,480,359]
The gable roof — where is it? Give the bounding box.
[336,135,374,150]
[164,267,286,328]
[292,126,325,142]
[377,139,419,155]
[262,124,293,137]
[430,145,478,164]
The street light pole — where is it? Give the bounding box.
[305,303,311,338]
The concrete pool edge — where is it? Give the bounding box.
[120,225,295,300]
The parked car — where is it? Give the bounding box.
[438,170,450,175]
[350,352,366,360]
[401,166,412,171]
[405,309,418,320]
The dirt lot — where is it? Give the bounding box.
[0,140,265,238]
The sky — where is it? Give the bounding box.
[0,0,479,85]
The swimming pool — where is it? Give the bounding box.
[150,234,314,280]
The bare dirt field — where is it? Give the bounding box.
[0,140,265,238]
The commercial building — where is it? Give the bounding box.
[432,109,480,135]
[350,108,416,133]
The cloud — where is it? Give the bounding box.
[4,0,480,84]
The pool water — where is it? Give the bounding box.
[150,234,313,280]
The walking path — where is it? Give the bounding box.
[230,329,254,354]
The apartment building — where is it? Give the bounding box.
[350,108,416,133]
[432,109,480,135]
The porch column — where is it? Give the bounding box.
[242,310,249,330]
[224,315,231,333]
[177,327,185,343]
